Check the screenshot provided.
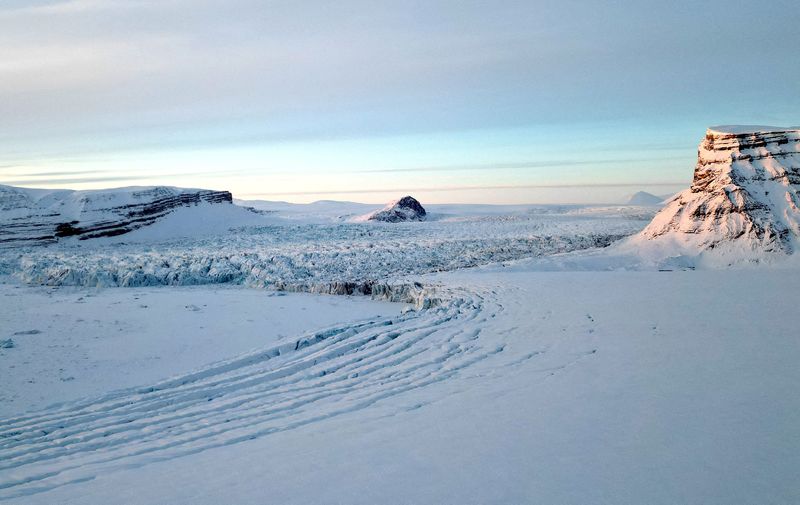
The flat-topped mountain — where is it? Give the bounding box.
[0,185,233,246]
[364,196,427,222]
[637,125,800,254]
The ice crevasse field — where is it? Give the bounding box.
[0,175,799,504]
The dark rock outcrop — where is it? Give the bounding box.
[366,196,427,222]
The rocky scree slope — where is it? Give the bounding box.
[637,126,800,253]
[0,185,233,246]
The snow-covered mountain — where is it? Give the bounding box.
[0,185,235,246]
[634,125,800,255]
[362,196,427,222]
[626,191,664,206]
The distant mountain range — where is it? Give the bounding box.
[5,124,800,259]
[0,186,432,247]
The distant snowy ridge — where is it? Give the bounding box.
[626,191,664,206]
[632,125,800,256]
[0,185,233,246]
[361,196,427,222]
[234,199,376,223]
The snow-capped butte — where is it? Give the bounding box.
[633,125,800,255]
[0,185,234,246]
[708,125,800,135]
[626,191,664,206]
[363,196,427,222]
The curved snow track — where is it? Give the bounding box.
[0,289,504,500]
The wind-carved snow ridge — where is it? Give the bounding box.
[0,287,505,500]
[634,126,800,256]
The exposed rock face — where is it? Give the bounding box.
[0,185,233,246]
[273,280,441,309]
[366,196,427,222]
[639,126,800,253]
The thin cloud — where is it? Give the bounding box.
[0,169,105,177]
[355,157,691,174]
[0,0,128,16]
[1,175,156,186]
[240,181,687,197]
[0,168,256,187]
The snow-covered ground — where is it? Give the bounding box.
[1,268,797,504]
[1,201,798,504]
[0,282,400,415]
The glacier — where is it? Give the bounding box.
[2,128,799,505]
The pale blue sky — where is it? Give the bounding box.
[0,0,798,203]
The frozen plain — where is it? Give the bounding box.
[0,283,400,415]
[1,202,798,505]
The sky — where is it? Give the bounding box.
[0,0,798,204]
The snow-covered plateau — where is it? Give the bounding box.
[1,126,799,504]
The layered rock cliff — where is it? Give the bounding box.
[638,125,800,254]
[0,185,233,246]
